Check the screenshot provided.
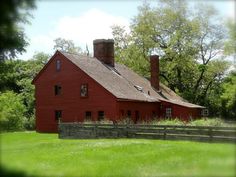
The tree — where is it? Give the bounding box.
[112,0,229,115]
[0,0,35,60]
[224,21,236,56]
[0,60,21,92]
[0,52,49,130]
[191,4,226,102]
[221,72,236,119]
[112,25,151,77]
[15,52,49,118]
[53,38,84,54]
[0,91,26,131]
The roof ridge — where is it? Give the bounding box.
[60,51,90,58]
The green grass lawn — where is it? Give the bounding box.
[0,132,235,177]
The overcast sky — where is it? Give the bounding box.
[19,0,235,60]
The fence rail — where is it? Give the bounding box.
[58,123,236,143]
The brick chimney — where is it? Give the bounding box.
[150,55,160,91]
[93,39,114,66]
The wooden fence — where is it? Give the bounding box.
[58,123,236,143]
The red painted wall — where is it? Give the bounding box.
[34,52,118,132]
[160,101,201,121]
[117,101,160,123]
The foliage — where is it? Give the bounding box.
[0,91,26,131]
[0,0,35,60]
[0,60,21,92]
[221,72,236,119]
[82,117,233,127]
[154,118,185,126]
[1,132,235,177]
[112,0,231,117]
[53,37,89,55]
[224,21,236,56]
[0,52,48,131]
[189,118,228,127]
[15,52,49,116]
[23,114,35,130]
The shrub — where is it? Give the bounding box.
[81,117,233,127]
[0,91,26,131]
[189,118,228,127]
[117,117,133,124]
[156,118,185,126]
[24,115,36,130]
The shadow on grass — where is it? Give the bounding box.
[0,165,37,177]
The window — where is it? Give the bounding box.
[201,109,209,117]
[85,111,92,120]
[55,110,62,121]
[165,108,172,118]
[127,110,131,117]
[56,60,61,71]
[54,85,62,95]
[98,111,104,121]
[80,84,88,97]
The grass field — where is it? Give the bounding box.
[0,132,235,177]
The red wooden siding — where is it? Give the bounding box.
[117,101,160,122]
[160,101,201,121]
[34,52,117,132]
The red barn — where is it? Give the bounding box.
[32,39,204,133]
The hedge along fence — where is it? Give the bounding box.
[58,123,236,143]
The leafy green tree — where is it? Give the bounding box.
[221,72,236,119]
[0,91,26,131]
[112,0,229,116]
[0,60,21,92]
[191,4,226,101]
[0,0,35,60]
[224,21,236,56]
[15,52,49,118]
[0,52,49,130]
[53,38,83,54]
[112,25,151,77]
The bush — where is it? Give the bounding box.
[155,118,185,126]
[189,118,228,127]
[79,117,233,127]
[0,91,26,131]
[24,115,36,130]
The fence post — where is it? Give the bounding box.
[126,124,129,138]
[209,127,213,142]
[163,127,166,140]
[94,123,97,138]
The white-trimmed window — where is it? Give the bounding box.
[166,108,172,118]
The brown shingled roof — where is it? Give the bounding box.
[61,52,204,108]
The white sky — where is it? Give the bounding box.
[19,0,235,60]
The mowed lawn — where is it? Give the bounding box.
[0,132,235,177]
